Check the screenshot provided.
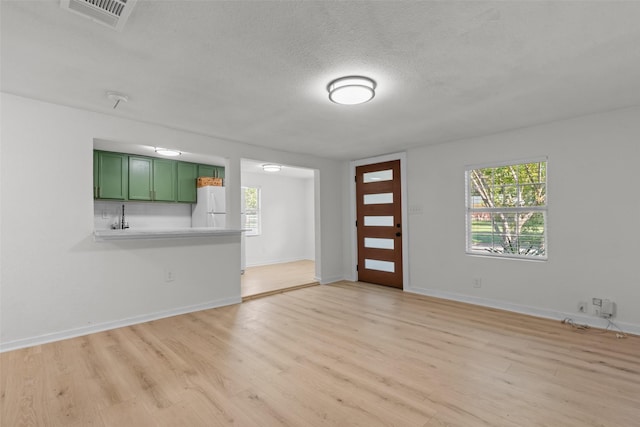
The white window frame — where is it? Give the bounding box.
[243,186,261,236]
[465,157,548,260]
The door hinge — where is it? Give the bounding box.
[356,265,359,271]
[355,175,357,182]
[355,220,358,227]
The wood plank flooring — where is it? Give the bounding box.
[241,260,317,300]
[2,281,639,426]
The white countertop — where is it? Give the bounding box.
[94,228,245,241]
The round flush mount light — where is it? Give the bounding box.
[262,164,282,172]
[155,148,181,157]
[327,76,376,105]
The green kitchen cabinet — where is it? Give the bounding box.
[153,158,177,201]
[93,150,222,203]
[94,151,128,200]
[128,156,153,201]
[177,161,198,203]
[129,156,177,201]
[197,164,225,180]
[216,166,225,181]
[94,151,98,196]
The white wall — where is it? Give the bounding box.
[13,93,635,349]
[0,93,347,350]
[403,106,640,333]
[241,171,314,266]
[304,177,315,261]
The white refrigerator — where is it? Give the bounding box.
[192,186,226,228]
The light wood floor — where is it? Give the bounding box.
[241,259,317,300]
[2,281,639,426]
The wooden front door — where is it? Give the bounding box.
[355,160,403,288]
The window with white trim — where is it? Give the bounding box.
[466,159,547,259]
[243,186,261,236]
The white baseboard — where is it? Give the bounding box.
[405,287,640,336]
[246,257,314,268]
[0,296,242,353]
[319,275,347,285]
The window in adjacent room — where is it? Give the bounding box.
[243,186,261,236]
[466,158,547,259]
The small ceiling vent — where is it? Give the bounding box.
[60,0,137,31]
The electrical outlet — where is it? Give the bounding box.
[601,299,614,318]
[165,269,175,282]
[473,278,482,288]
[577,301,587,313]
[592,298,602,307]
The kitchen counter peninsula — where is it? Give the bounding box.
[94,228,245,241]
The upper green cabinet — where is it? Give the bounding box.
[177,162,198,203]
[198,164,225,180]
[128,156,153,201]
[93,150,223,203]
[94,151,128,200]
[128,156,177,201]
[153,159,177,201]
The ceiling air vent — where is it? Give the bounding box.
[61,0,137,31]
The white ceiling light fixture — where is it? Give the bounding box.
[327,76,376,105]
[262,164,282,172]
[155,148,181,157]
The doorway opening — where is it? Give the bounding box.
[240,159,318,299]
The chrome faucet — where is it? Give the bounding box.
[112,204,129,229]
[121,204,129,229]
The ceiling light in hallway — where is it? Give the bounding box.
[262,164,282,172]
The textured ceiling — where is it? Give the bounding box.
[2,1,640,160]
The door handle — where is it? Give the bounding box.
[396,232,402,237]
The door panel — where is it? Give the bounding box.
[363,192,394,204]
[364,259,395,272]
[177,161,198,203]
[153,158,177,201]
[363,216,394,226]
[356,160,403,288]
[128,156,153,201]
[96,151,127,200]
[363,169,393,182]
[364,237,395,250]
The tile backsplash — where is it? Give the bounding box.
[94,201,192,230]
